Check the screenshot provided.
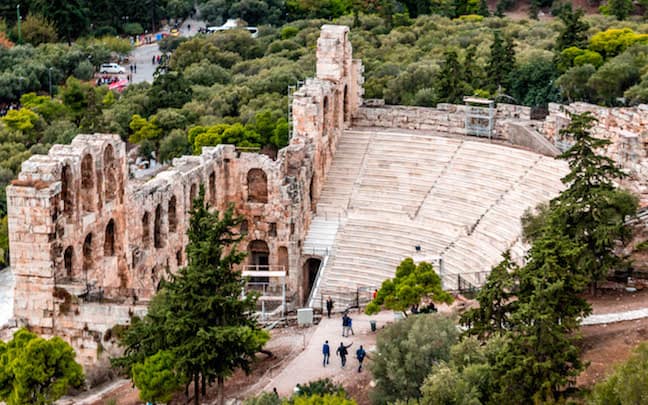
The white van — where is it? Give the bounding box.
[99,63,126,74]
[206,19,258,38]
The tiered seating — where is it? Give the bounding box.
[315,131,372,216]
[310,128,568,303]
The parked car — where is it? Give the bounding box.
[99,63,126,74]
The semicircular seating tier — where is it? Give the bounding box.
[305,128,568,305]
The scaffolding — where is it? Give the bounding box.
[464,97,494,139]
[242,266,287,320]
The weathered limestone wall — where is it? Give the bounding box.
[353,102,530,138]
[5,24,362,370]
[542,102,648,204]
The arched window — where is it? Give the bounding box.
[247,169,268,203]
[103,144,117,201]
[81,154,94,212]
[209,172,216,205]
[61,164,73,216]
[64,246,73,278]
[248,240,270,283]
[189,183,197,207]
[83,233,93,273]
[168,196,177,233]
[343,85,349,122]
[154,204,164,248]
[104,219,115,256]
[142,212,150,246]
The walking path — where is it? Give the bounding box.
[261,310,394,397]
[582,307,648,326]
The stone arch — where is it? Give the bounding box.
[189,183,197,207]
[154,203,164,248]
[64,246,73,278]
[209,172,216,205]
[142,212,151,247]
[168,196,177,233]
[309,175,317,213]
[104,219,115,256]
[248,240,270,283]
[247,169,268,203]
[80,154,94,212]
[103,144,117,202]
[303,258,321,302]
[61,164,73,216]
[278,246,289,275]
[83,233,93,274]
[343,84,349,123]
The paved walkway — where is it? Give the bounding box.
[261,310,394,397]
[582,307,648,326]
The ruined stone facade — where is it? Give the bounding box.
[5,22,648,371]
[6,24,362,366]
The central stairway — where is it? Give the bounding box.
[305,128,568,307]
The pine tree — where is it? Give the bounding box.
[608,0,634,20]
[556,4,589,51]
[486,31,516,94]
[114,187,270,405]
[478,0,490,17]
[435,49,468,104]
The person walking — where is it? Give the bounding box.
[152,55,156,64]
[342,314,349,337]
[336,341,353,368]
[134,64,137,73]
[356,345,367,372]
[322,340,330,367]
[348,316,354,336]
[326,296,333,318]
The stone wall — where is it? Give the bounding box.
[353,102,530,138]
[5,24,363,369]
[542,102,648,204]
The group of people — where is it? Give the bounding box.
[0,102,20,117]
[96,75,122,86]
[322,340,367,372]
[151,54,166,65]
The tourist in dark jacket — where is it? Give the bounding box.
[336,341,353,367]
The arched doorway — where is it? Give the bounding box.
[154,204,164,248]
[83,233,93,282]
[248,240,270,283]
[80,154,94,212]
[303,258,321,303]
[104,219,115,256]
[64,246,73,279]
[61,164,73,216]
[103,144,117,201]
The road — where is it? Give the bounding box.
[130,15,203,84]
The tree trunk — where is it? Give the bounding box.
[201,373,207,397]
[259,349,273,357]
[218,376,225,405]
[194,373,199,405]
[185,382,189,400]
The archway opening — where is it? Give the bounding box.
[104,144,117,201]
[61,164,73,216]
[168,196,177,233]
[247,169,268,203]
[209,172,216,205]
[303,258,321,303]
[154,204,164,248]
[81,154,94,212]
[189,183,197,207]
[142,212,150,247]
[64,246,73,278]
[104,219,115,256]
[248,240,270,283]
[83,233,93,278]
[343,84,349,123]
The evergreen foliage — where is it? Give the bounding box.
[590,342,648,404]
[556,5,589,51]
[365,258,453,316]
[0,328,85,405]
[113,187,270,405]
[369,314,459,404]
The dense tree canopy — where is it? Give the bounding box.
[0,329,85,405]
